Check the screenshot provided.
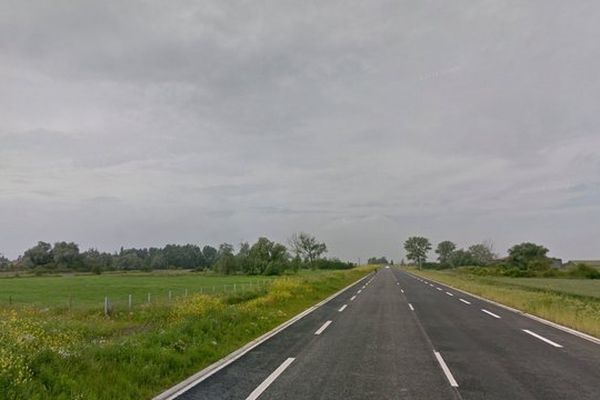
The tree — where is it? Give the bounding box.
[435,241,456,265]
[23,241,53,269]
[367,257,389,265]
[468,243,495,266]
[288,232,327,267]
[508,242,550,270]
[403,236,431,269]
[52,241,82,270]
[214,243,237,274]
[117,252,143,270]
[448,249,474,267]
[246,237,289,275]
[202,245,218,268]
[82,248,112,274]
[0,254,10,271]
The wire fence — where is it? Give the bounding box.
[3,280,271,315]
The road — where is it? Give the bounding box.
[170,268,600,399]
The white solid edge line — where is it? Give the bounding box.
[338,304,347,312]
[350,295,357,301]
[434,351,459,387]
[315,320,332,335]
[459,298,471,305]
[154,272,374,400]
[245,357,295,400]
[446,292,454,297]
[408,303,415,311]
[401,271,600,346]
[481,309,501,319]
[522,329,563,348]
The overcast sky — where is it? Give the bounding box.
[1,1,600,261]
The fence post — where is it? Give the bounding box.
[168,290,172,301]
[104,296,109,316]
[234,283,237,292]
[147,292,151,304]
[128,294,132,311]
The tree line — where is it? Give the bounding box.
[402,236,600,278]
[0,232,353,275]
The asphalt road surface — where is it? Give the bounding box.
[173,268,600,400]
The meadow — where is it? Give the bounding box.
[0,267,373,400]
[408,268,600,339]
[0,270,273,310]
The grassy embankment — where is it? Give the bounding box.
[407,268,600,339]
[0,267,373,400]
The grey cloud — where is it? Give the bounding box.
[1,1,599,261]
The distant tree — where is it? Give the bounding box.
[435,241,456,265]
[214,243,237,274]
[367,257,389,265]
[448,249,474,267]
[508,242,550,270]
[288,232,327,267]
[162,244,205,269]
[468,243,495,266]
[404,236,431,269]
[52,241,82,270]
[0,254,9,271]
[81,248,112,274]
[23,241,53,269]
[247,237,289,275]
[236,242,251,273]
[150,253,168,270]
[202,245,218,268]
[117,252,143,270]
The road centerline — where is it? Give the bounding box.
[245,357,295,400]
[408,303,415,311]
[445,292,454,297]
[338,304,347,312]
[459,298,471,305]
[434,351,459,388]
[350,295,357,301]
[314,320,332,335]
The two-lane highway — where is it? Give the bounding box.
[166,268,600,399]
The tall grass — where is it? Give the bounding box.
[409,269,600,339]
[0,267,373,400]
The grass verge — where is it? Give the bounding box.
[0,267,373,400]
[407,268,600,339]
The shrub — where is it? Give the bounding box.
[568,264,600,279]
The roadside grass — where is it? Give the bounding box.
[0,267,373,400]
[406,268,600,339]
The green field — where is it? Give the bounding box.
[407,268,600,339]
[0,267,373,400]
[485,277,600,299]
[0,271,273,310]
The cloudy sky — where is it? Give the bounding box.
[1,1,600,261]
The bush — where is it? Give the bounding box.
[568,264,600,279]
[312,259,354,270]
